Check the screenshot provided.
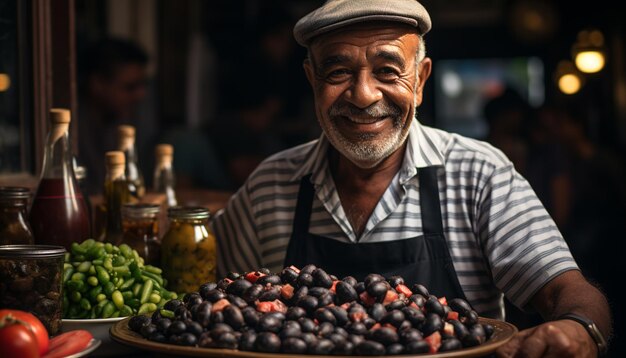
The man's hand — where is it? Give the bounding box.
[496,319,597,357]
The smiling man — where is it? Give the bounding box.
[212,0,611,356]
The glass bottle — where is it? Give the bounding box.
[0,187,34,245]
[121,203,160,266]
[99,151,133,243]
[117,125,145,199]
[161,207,215,293]
[153,144,177,207]
[30,108,91,250]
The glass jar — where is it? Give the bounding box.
[0,187,34,245]
[0,245,66,334]
[121,203,160,266]
[161,207,215,293]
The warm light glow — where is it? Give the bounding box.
[0,73,10,92]
[575,51,605,73]
[558,74,582,94]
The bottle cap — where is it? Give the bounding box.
[155,144,174,157]
[118,125,136,138]
[50,108,71,124]
[105,151,126,166]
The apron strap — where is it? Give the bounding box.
[419,166,444,235]
[284,174,314,266]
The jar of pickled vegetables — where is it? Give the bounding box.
[160,207,215,293]
[0,187,34,245]
[121,203,160,266]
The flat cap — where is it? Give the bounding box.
[294,0,432,47]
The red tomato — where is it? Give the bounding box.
[245,271,266,283]
[280,284,294,300]
[359,292,376,307]
[0,320,39,358]
[425,331,442,353]
[211,299,231,313]
[395,284,413,297]
[44,330,93,358]
[329,280,339,293]
[438,296,448,306]
[447,311,459,320]
[382,290,399,305]
[0,309,49,356]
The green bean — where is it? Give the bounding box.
[137,302,157,315]
[80,238,96,251]
[103,281,115,296]
[102,301,115,318]
[104,242,113,253]
[149,293,161,304]
[95,266,110,284]
[132,282,142,297]
[157,298,167,309]
[143,265,162,275]
[92,259,103,265]
[121,291,134,301]
[140,279,153,304]
[119,244,133,259]
[120,305,133,317]
[111,310,121,318]
[66,280,84,292]
[96,293,107,302]
[141,270,163,285]
[88,286,102,301]
[71,242,87,255]
[63,267,75,282]
[95,299,109,316]
[87,276,98,286]
[119,278,135,291]
[77,261,91,272]
[88,265,96,275]
[71,272,86,281]
[112,290,124,309]
[70,291,82,302]
[112,255,126,266]
[80,298,91,311]
[104,257,113,271]
[114,277,125,288]
[126,298,140,309]
[160,309,175,319]
[113,265,130,277]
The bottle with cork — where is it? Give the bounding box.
[30,108,91,249]
[99,151,134,244]
[117,125,145,199]
[153,144,177,207]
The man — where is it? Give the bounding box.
[212,0,611,356]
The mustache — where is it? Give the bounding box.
[328,100,402,119]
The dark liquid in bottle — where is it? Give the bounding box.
[30,178,91,250]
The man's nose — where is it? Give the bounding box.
[344,70,383,109]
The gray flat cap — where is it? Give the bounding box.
[294,0,432,47]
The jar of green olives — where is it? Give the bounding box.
[160,207,215,293]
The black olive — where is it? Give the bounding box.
[183,292,201,305]
[258,313,282,333]
[216,279,231,291]
[443,305,451,317]
[439,337,463,352]
[174,306,191,321]
[386,299,406,310]
[364,274,385,288]
[257,274,282,286]
[334,326,349,337]
[148,332,167,343]
[226,294,248,309]
[469,323,486,343]
[368,303,387,321]
[355,281,366,293]
[241,306,260,327]
[214,331,237,348]
[300,264,317,275]
[280,267,299,285]
[483,323,494,339]
[409,294,427,308]
[254,332,281,353]
[129,315,152,332]
[314,308,337,325]
[226,271,240,280]
[297,295,319,314]
[258,267,271,274]
[336,281,358,304]
[462,310,479,326]
[449,320,469,340]
[225,279,252,296]
[194,301,212,327]
[355,340,386,355]
[318,322,335,338]
[209,323,233,338]
[308,286,329,298]
[292,285,309,304]
[328,306,349,326]
[387,275,404,288]
[349,334,365,346]
[140,323,157,338]
[398,320,412,331]
[362,317,376,329]
[399,328,423,344]
[369,327,399,345]
[328,332,347,346]
[239,331,257,351]
[425,295,445,317]
[286,306,307,320]
[210,311,224,325]
[198,332,213,348]
[462,333,481,347]
[279,321,301,339]
[422,313,443,337]
[258,286,281,302]
[163,299,184,312]
[406,340,430,353]
[297,273,314,287]
[348,303,366,315]
[156,318,171,333]
[318,292,334,307]
[411,284,429,297]
[381,310,405,328]
[402,306,425,327]
[223,305,244,329]
[300,332,318,346]
[347,322,368,335]
[186,321,203,337]
[386,343,404,355]
[167,320,187,336]
[151,309,163,323]
[178,332,198,346]
[298,317,318,333]
[332,340,355,355]
[312,268,333,288]
[204,289,226,303]
[308,338,335,355]
[342,276,358,287]
[366,281,388,298]
[241,284,263,303]
[281,337,307,354]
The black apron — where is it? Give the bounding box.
[284,167,467,300]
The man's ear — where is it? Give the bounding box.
[303,58,315,88]
[414,57,432,107]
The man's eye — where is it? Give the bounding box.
[377,67,399,77]
[327,69,351,79]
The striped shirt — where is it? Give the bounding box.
[212,119,578,319]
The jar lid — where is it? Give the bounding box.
[0,187,31,200]
[167,206,210,219]
[122,203,160,216]
[0,245,66,258]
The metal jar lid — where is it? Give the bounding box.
[122,203,160,218]
[0,187,31,200]
[167,206,210,220]
[0,245,66,258]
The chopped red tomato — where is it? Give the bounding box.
[447,311,459,321]
[245,271,266,283]
[359,292,376,307]
[382,290,399,305]
[329,280,339,293]
[281,284,294,300]
[349,311,368,322]
[288,265,301,274]
[443,322,455,337]
[369,323,381,331]
[211,299,231,312]
[425,331,442,353]
[256,299,287,313]
[438,296,448,306]
[395,284,413,297]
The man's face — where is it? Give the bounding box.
[304,23,432,168]
[90,63,147,119]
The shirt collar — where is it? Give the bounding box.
[290,119,445,184]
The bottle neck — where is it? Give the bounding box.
[41,124,75,180]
